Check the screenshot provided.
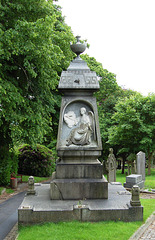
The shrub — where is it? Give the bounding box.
[0,146,18,185]
[18,144,55,177]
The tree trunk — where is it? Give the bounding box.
[122,158,125,174]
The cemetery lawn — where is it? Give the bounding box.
[17,199,155,240]
[116,168,155,189]
[21,176,49,183]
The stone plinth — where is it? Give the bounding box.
[56,161,103,179]
[18,183,143,225]
[124,174,144,189]
[50,177,108,200]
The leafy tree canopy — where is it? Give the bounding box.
[108,93,155,174]
[81,54,139,158]
[0,0,74,147]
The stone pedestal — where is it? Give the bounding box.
[50,177,108,200]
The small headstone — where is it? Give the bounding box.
[136,151,145,181]
[106,148,117,182]
[27,176,36,195]
[130,185,141,206]
[124,174,144,189]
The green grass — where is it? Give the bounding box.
[17,199,155,240]
[0,176,49,195]
[145,168,155,189]
[6,188,15,194]
[21,175,49,183]
[0,187,15,195]
[0,187,4,194]
[115,168,155,189]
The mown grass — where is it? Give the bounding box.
[21,175,49,183]
[145,168,155,189]
[0,187,4,194]
[17,199,155,240]
[115,168,155,189]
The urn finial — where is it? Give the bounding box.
[70,36,86,56]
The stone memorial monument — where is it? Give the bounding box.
[50,36,108,200]
[106,148,117,182]
[18,36,143,224]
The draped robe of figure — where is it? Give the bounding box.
[65,108,94,146]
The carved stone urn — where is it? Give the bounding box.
[50,36,108,200]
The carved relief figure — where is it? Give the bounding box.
[64,107,96,146]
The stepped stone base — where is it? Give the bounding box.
[18,183,143,225]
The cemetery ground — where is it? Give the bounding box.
[17,199,155,240]
[0,169,154,240]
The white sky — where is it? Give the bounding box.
[57,0,155,96]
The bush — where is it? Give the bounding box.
[18,144,55,177]
[0,146,18,185]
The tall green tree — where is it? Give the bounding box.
[0,0,75,183]
[81,54,137,159]
[0,0,74,148]
[108,93,155,175]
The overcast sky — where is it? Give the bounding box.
[57,0,155,96]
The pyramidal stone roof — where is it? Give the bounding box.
[58,36,100,91]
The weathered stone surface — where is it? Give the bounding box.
[50,177,108,200]
[124,181,144,189]
[126,174,142,183]
[58,57,99,91]
[106,148,117,182]
[52,38,107,202]
[124,174,144,189]
[18,184,143,225]
[57,96,102,155]
[27,176,36,195]
[137,151,145,181]
[56,162,103,179]
[130,185,141,206]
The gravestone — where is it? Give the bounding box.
[50,36,108,200]
[106,148,117,182]
[124,174,144,189]
[137,151,145,181]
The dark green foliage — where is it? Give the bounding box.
[0,0,75,149]
[108,93,155,174]
[81,54,138,159]
[0,146,18,185]
[18,144,55,177]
